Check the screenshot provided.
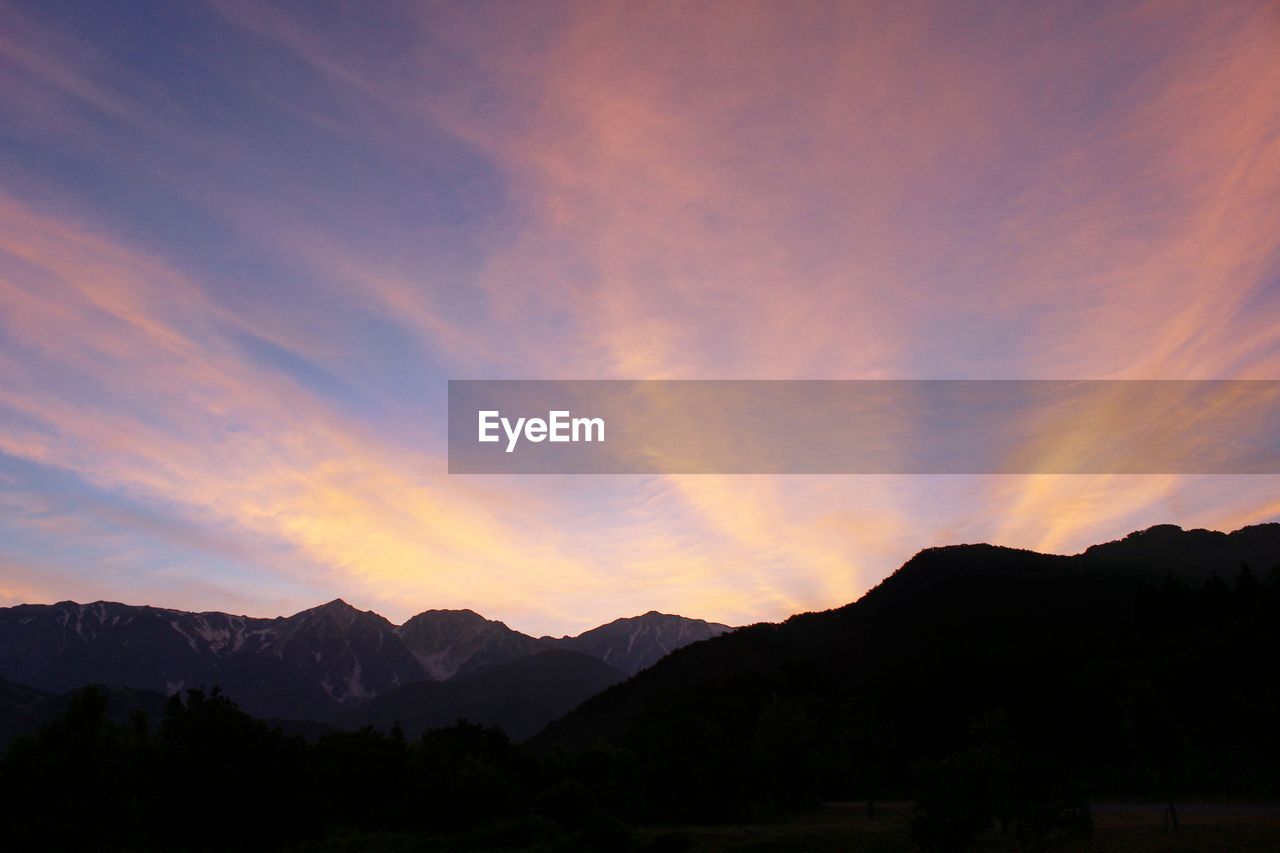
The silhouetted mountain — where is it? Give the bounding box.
[0,676,50,740]
[0,600,400,718]
[536,524,1280,819]
[1082,522,1280,578]
[0,600,249,696]
[544,611,732,675]
[0,679,169,745]
[337,649,625,740]
[397,609,547,679]
[261,599,424,704]
[3,523,1278,851]
[0,598,724,721]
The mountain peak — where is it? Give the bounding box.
[291,599,367,621]
[863,542,1066,602]
[551,612,734,674]
[402,608,486,624]
[396,608,546,681]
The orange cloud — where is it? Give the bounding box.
[2,1,1278,632]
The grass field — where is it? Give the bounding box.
[633,802,1280,852]
[300,802,1280,852]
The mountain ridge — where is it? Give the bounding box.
[535,522,1280,759]
[0,598,731,719]
[336,649,627,741]
[3,521,1274,740]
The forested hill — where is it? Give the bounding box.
[535,524,1280,823]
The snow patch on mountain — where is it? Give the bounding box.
[0,599,734,717]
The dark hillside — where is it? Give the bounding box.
[535,525,1280,825]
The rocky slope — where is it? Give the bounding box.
[0,599,730,718]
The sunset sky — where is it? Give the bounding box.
[1,0,1278,635]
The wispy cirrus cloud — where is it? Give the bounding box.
[0,0,1277,631]
[0,191,632,630]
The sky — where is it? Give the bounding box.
[0,0,1278,636]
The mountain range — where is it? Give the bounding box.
[534,522,1280,818]
[3,521,1278,849]
[3,521,1277,764]
[0,600,731,722]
